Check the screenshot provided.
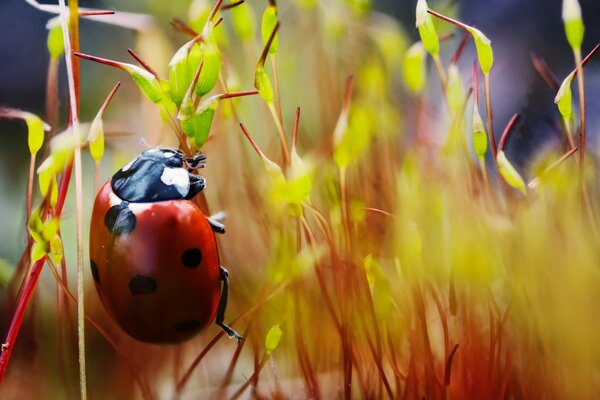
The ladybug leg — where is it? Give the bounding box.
[185,174,206,199]
[216,266,243,341]
[207,211,226,234]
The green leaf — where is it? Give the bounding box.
[472,108,488,157]
[265,325,283,354]
[467,27,494,74]
[255,65,274,103]
[415,0,439,56]
[261,6,278,55]
[563,0,584,50]
[403,42,427,94]
[25,114,46,156]
[42,218,60,242]
[231,1,256,42]
[496,151,526,194]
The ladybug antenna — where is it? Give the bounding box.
[186,152,207,169]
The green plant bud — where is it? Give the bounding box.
[255,65,274,103]
[232,1,256,42]
[28,209,44,244]
[287,148,313,204]
[265,325,283,354]
[472,108,488,157]
[349,0,372,15]
[169,45,193,106]
[46,18,64,59]
[555,73,574,118]
[25,114,46,155]
[42,218,60,242]
[181,103,217,148]
[496,151,526,194]
[415,0,439,56]
[49,234,64,264]
[468,27,494,74]
[261,6,278,55]
[195,42,221,97]
[563,0,584,50]
[88,116,104,161]
[403,42,427,94]
[124,64,163,103]
[334,105,372,170]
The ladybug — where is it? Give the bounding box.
[89,148,242,343]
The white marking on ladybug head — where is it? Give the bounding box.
[160,167,190,197]
[162,151,175,158]
[109,191,123,207]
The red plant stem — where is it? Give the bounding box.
[0,257,47,381]
[484,74,496,158]
[230,354,269,400]
[292,107,301,148]
[450,32,470,65]
[79,10,114,16]
[218,89,259,100]
[222,0,245,10]
[170,18,199,37]
[530,55,560,92]
[472,62,480,107]
[444,344,460,386]
[127,49,160,79]
[497,114,520,152]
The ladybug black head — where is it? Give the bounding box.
[111,148,206,203]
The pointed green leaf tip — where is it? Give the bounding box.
[46,18,65,59]
[403,42,426,94]
[472,108,488,157]
[496,151,526,194]
[262,6,278,55]
[415,0,439,56]
[467,27,494,74]
[265,325,283,354]
[555,73,574,119]
[563,0,584,51]
[25,113,47,155]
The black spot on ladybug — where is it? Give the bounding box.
[105,202,136,235]
[181,248,203,268]
[90,260,100,283]
[174,320,202,332]
[128,275,157,295]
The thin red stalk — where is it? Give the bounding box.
[450,32,470,65]
[364,207,394,217]
[530,55,560,92]
[230,354,269,400]
[46,57,60,130]
[497,114,520,152]
[292,107,301,149]
[222,0,245,10]
[239,123,267,159]
[170,18,199,37]
[218,89,259,100]
[444,344,460,386]
[215,326,249,396]
[127,49,160,79]
[258,22,280,69]
[79,10,114,16]
[472,62,480,107]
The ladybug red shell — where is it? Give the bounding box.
[89,148,241,344]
